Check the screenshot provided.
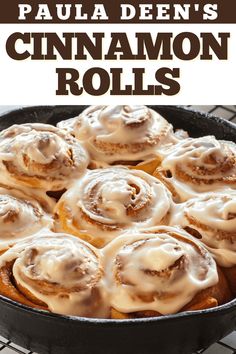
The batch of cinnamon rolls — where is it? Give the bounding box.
[0,105,235,319]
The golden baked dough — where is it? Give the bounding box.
[0,231,108,318]
[154,136,236,202]
[0,123,89,192]
[55,167,173,247]
[103,226,232,318]
[0,105,234,319]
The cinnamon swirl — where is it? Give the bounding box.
[0,187,54,251]
[171,191,236,266]
[58,105,177,169]
[170,191,236,293]
[154,136,236,202]
[0,106,234,319]
[0,123,89,192]
[0,231,108,317]
[55,167,173,247]
[103,226,231,319]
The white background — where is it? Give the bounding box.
[0,24,235,105]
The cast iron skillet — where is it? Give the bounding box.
[0,106,236,354]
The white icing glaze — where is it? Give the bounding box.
[0,187,54,250]
[170,191,236,267]
[0,231,108,318]
[0,123,89,191]
[56,167,173,245]
[156,136,236,201]
[0,110,234,318]
[103,226,218,315]
[58,105,177,164]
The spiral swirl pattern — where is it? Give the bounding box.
[58,105,175,164]
[154,136,236,201]
[0,231,107,317]
[104,227,219,316]
[0,187,53,250]
[171,191,236,267]
[55,167,173,247]
[0,123,89,191]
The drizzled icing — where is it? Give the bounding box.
[58,105,176,164]
[103,226,218,315]
[55,167,173,246]
[154,136,236,202]
[0,123,89,191]
[171,191,236,267]
[0,107,235,318]
[0,231,108,318]
[0,187,54,250]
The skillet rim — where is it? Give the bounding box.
[1,293,236,326]
[0,104,235,326]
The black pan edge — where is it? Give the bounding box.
[0,105,235,354]
[0,105,235,327]
[1,292,236,326]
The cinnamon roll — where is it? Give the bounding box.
[0,187,54,251]
[170,191,236,293]
[154,136,236,202]
[0,231,108,317]
[58,105,177,169]
[55,167,173,247]
[0,123,89,192]
[103,226,231,319]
